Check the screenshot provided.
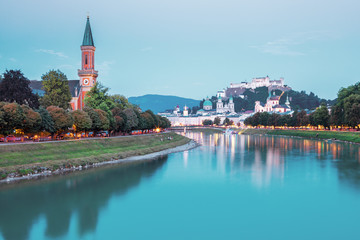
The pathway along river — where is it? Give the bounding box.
[1,132,360,240]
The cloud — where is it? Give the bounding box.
[97,61,114,76]
[57,64,76,70]
[140,47,153,52]
[250,31,335,56]
[36,49,68,58]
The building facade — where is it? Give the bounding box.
[255,93,291,113]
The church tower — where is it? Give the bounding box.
[78,16,98,110]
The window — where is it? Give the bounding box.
[85,54,88,65]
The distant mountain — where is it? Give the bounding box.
[128,94,200,114]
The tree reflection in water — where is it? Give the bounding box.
[0,156,168,240]
[187,132,360,189]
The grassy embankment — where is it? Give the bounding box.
[188,127,224,134]
[241,129,360,143]
[0,132,190,179]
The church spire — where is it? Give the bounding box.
[82,16,94,46]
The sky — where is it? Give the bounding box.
[0,0,359,100]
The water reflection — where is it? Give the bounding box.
[0,157,167,240]
[187,132,360,189]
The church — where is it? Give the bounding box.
[30,16,98,110]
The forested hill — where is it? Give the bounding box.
[200,87,334,112]
[128,94,200,114]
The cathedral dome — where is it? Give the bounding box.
[204,100,212,106]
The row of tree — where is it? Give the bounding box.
[0,101,170,137]
[0,69,171,136]
[202,117,234,126]
[244,105,330,128]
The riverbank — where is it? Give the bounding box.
[187,127,224,134]
[241,128,360,144]
[0,132,197,182]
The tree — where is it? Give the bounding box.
[21,105,41,134]
[223,118,233,126]
[41,70,72,109]
[110,94,134,110]
[202,119,213,126]
[343,94,360,128]
[0,104,5,134]
[259,112,270,126]
[94,109,110,131]
[140,112,155,130]
[145,110,160,127]
[311,104,330,129]
[0,70,39,108]
[159,116,171,128]
[71,110,92,134]
[84,82,115,111]
[278,115,291,126]
[122,108,139,132]
[214,117,221,125]
[297,110,310,126]
[2,102,25,135]
[84,107,102,132]
[36,107,55,133]
[268,113,280,126]
[46,106,73,135]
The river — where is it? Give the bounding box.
[0,132,360,240]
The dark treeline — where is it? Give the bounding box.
[0,69,170,138]
[244,106,329,128]
[245,82,360,129]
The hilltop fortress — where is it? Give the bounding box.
[217,76,292,99]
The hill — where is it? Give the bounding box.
[128,94,200,114]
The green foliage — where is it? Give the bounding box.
[84,82,115,111]
[202,119,213,126]
[21,105,42,133]
[94,109,110,130]
[213,117,221,125]
[71,110,92,132]
[41,70,72,109]
[84,107,102,132]
[310,104,330,128]
[331,82,360,127]
[280,90,322,110]
[223,117,233,126]
[145,110,159,127]
[1,102,25,135]
[46,106,73,134]
[140,112,155,130]
[0,70,39,108]
[343,94,360,128]
[110,94,134,110]
[36,107,55,134]
[122,108,139,132]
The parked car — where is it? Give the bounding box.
[6,135,17,142]
[0,137,4,142]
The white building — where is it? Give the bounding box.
[255,93,291,113]
[216,96,235,114]
[230,76,284,89]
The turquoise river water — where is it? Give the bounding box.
[1,132,360,240]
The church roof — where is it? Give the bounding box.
[30,80,80,98]
[82,17,94,46]
[273,104,290,109]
